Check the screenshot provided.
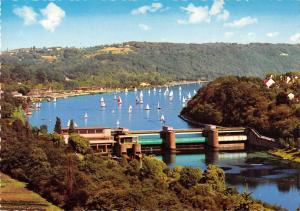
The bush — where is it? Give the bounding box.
[68,134,90,154]
[179,167,202,189]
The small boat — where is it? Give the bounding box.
[179,86,182,91]
[163,90,168,96]
[47,98,51,102]
[100,101,106,107]
[187,92,192,99]
[67,120,70,127]
[125,88,128,93]
[113,95,117,100]
[182,97,186,103]
[145,104,150,110]
[135,96,140,104]
[36,102,41,108]
[193,89,197,94]
[53,97,57,102]
[134,87,137,92]
[140,91,143,98]
[158,88,162,93]
[160,114,165,122]
[140,98,144,104]
[117,96,122,104]
[148,89,151,94]
[100,97,104,102]
[169,90,174,97]
[153,88,156,92]
[84,113,88,118]
[116,120,120,127]
[157,102,161,109]
[128,105,132,113]
[166,87,169,92]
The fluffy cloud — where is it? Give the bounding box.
[224,16,257,28]
[179,0,229,25]
[138,24,150,31]
[131,3,163,15]
[266,32,279,38]
[209,0,224,16]
[39,3,65,32]
[13,6,38,25]
[178,4,210,24]
[290,33,300,42]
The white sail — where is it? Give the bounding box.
[100,97,104,102]
[53,97,57,102]
[134,87,137,92]
[153,88,156,92]
[145,104,150,110]
[163,90,167,96]
[157,102,161,109]
[125,88,128,92]
[179,86,182,91]
[135,96,139,104]
[182,97,186,103]
[169,90,174,97]
[84,113,88,118]
[158,88,162,93]
[116,120,120,127]
[160,114,165,122]
[193,89,197,94]
[67,120,70,127]
[148,89,151,94]
[74,122,78,127]
[113,95,117,100]
[128,105,132,113]
[100,101,106,107]
[140,98,144,104]
[187,92,191,99]
[140,91,143,98]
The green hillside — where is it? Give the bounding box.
[1,42,300,89]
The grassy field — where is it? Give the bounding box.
[0,172,60,210]
[269,148,300,163]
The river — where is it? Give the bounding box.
[29,83,300,210]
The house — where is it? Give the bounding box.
[264,78,275,88]
[11,91,23,98]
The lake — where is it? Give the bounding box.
[29,83,300,210]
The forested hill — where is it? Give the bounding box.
[1,42,300,89]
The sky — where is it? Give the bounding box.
[2,0,300,50]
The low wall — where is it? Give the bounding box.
[246,128,280,149]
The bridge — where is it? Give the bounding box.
[62,125,279,158]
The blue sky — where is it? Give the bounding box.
[2,0,300,50]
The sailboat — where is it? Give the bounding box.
[116,120,120,127]
[148,89,151,94]
[134,87,137,92]
[53,97,57,102]
[140,97,144,104]
[153,88,156,92]
[100,97,104,102]
[145,104,150,110]
[36,102,41,108]
[84,113,88,118]
[160,114,165,122]
[113,95,117,100]
[193,89,197,94]
[158,88,162,93]
[157,102,161,109]
[135,96,140,104]
[169,90,174,98]
[182,97,186,103]
[163,90,168,96]
[128,105,132,113]
[187,92,192,99]
[140,91,143,98]
[179,86,182,91]
[100,101,106,107]
[117,96,122,105]
[125,88,128,93]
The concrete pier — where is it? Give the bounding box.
[205,125,219,150]
[161,126,176,152]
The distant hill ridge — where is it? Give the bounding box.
[1,42,300,88]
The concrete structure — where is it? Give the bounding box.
[160,126,176,152]
[61,127,115,154]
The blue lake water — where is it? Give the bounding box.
[29,83,300,210]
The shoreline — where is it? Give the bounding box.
[268,148,300,164]
[29,80,209,102]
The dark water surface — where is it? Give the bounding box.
[29,83,300,210]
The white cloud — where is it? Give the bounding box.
[13,6,38,25]
[138,24,150,31]
[180,4,210,24]
[217,9,229,21]
[209,0,224,16]
[290,33,300,43]
[247,32,255,37]
[266,32,279,38]
[131,3,163,15]
[224,31,234,38]
[39,3,65,32]
[224,16,257,28]
[179,0,229,25]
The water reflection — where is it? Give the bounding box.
[157,151,300,210]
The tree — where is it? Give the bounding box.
[69,119,75,134]
[54,117,62,134]
[40,125,48,134]
[68,134,90,154]
[179,167,202,188]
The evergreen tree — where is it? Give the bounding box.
[69,119,75,134]
[54,117,62,134]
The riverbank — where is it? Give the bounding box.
[269,148,300,164]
